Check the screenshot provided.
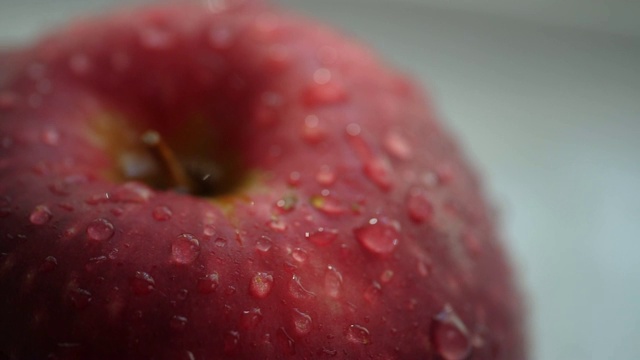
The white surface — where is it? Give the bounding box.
[2,1,640,359]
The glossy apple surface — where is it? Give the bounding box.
[0,1,525,359]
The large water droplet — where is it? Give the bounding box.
[431,305,471,360]
[86,218,115,242]
[324,266,343,299]
[196,273,220,294]
[241,308,263,329]
[407,189,433,223]
[255,236,272,253]
[170,315,188,331]
[152,206,173,221]
[305,228,338,246]
[289,274,315,300]
[69,288,92,309]
[292,308,312,336]
[354,220,400,256]
[171,234,200,265]
[364,157,393,191]
[130,271,155,295]
[29,205,52,225]
[345,324,371,345]
[249,272,274,299]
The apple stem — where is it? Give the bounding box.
[141,130,194,193]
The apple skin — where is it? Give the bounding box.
[0,1,525,359]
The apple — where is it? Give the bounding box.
[0,1,526,359]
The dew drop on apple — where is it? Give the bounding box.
[345,324,371,345]
[255,236,272,253]
[384,132,412,160]
[310,195,345,215]
[152,205,172,221]
[29,205,52,225]
[363,281,382,303]
[241,308,263,329]
[417,261,431,277]
[354,220,400,256]
[86,218,115,241]
[303,82,348,107]
[291,248,308,263]
[364,157,394,191]
[69,288,92,309]
[197,273,220,294]
[130,271,155,296]
[288,274,315,300]
[324,265,343,299]
[305,227,337,246]
[214,237,227,247]
[407,189,433,223]
[170,315,188,331]
[292,308,312,336]
[249,272,274,299]
[112,182,154,203]
[431,305,471,360]
[171,234,200,265]
[39,256,58,273]
[315,165,336,186]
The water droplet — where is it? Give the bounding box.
[203,224,217,237]
[49,174,89,196]
[209,26,234,50]
[364,282,382,304]
[111,182,153,203]
[275,193,297,213]
[255,236,272,253]
[303,82,347,107]
[291,248,308,263]
[345,123,361,137]
[152,206,172,221]
[407,189,433,223]
[289,274,315,300]
[249,272,274,299]
[41,128,59,146]
[417,261,431,277]
[384,132,412,160]
[69,288,92,309]
[268,218,287,232]
[29,205,52,225]
[223,331,240,355]
[292,308,312,335]
[305,228,338,246]
[170,315,188,331]
[324,266,343,299]
[380,269,394,283]
[214,237,227,247]
[196,272,220,294]
[345,324,371,345]
[364,157,393,191]
[171,234,200,265]
[130,271,155,295]
[39,256,58,273]
[69,53,92,76]
[431,305,471,360]
[85,192,110,205]
[241,308,263,329]
[354,220,400,256]
[277,327,296,356]
[302,114,327,144]
[86,218,115,242]
[288,171,302,186]
[310,195,345,215]
[315,165,336,186]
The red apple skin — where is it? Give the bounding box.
[0,1,525,359]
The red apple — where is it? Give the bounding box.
[0,1,525,359]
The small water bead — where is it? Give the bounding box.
[291,248,308,263]
[214,237,227,247]
[249,272,274,299]
[196,273,220,294]
[417,261,431,278]
[315,165,337,186]
[302,114,327,144]
[275,193,297,213]
[407,189,434,224]
[354,219,400,256]
[345,324,371,345]
[152,206,173,221]
[69,288,92,309]
[29,205,52,225]
[305,228,338,246]
[39,256,58,273]
[384,132,412,160]
[431,305,471,360]
[303,82,348,107]
[130,271,156,296]
[363,282,382,303]
[310,195,345,215]
[241,308,263,329]
[255,236,272,253]
[324,266,343,299]
[171,234,200,265]
[364,157,394,191]
[289,274,315,300]
[380,269,394,283]
[86,218,115,242]
[292,308,312,336]
[170,315,188,331]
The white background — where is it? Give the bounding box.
[1,1,639,359]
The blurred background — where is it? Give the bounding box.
[1,0,639,358]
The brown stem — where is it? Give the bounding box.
[141,130,194,193]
